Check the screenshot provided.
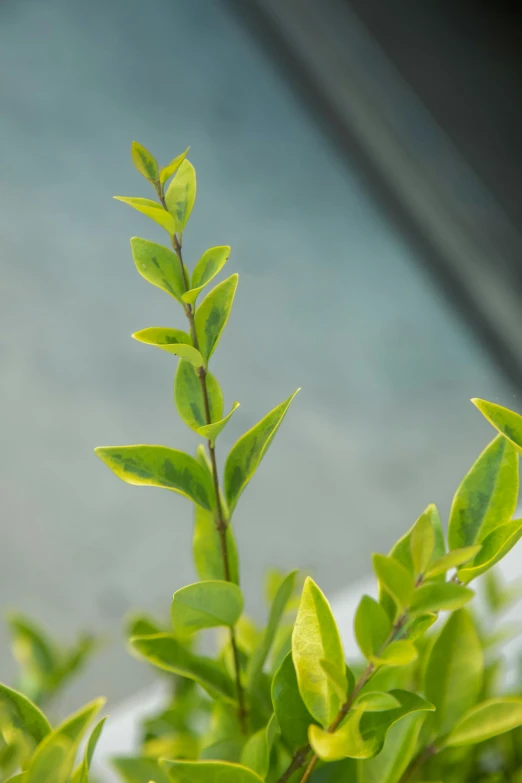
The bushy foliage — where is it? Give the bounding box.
[2,144,522,783]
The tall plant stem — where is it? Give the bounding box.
[158,189,247,731]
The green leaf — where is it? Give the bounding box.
[174,360,224,434]
[95,444,214,510]
[272,652,316,750]
[354,596,391,660]
[194,274,238,362]
[7,613,57,680]
[371,640,418,667]
[171,580,243,636]
[131,633,236,701]
[0,684,51,745]
[224,389,300,513]
[70,717,106,783]
[160,148,190,186]
[240,715,278,778]
[472,398,522,450]
[354,692,401,712]
[448,435,518,550]
[292,577,346,727]
[357,713,427,783]
[125,611,162,638]
[372,554,414,612]
[246,570,297,690]
[198,403,240,443]
[162,760,264,782]
[424,610,483,736]
[445,697,522,747]
[112,756,170,783]
[193,505,239,584]
[131,141,158,183]
[410,508,435,576]
[114,197,177,234]
[309,690,434,761]
[424,546,482,578]
[130,237,186,304]
[410,582,474,615]
[458,519,522,583]
[133,327,204,368]
[182,246,231,304]
[320,659,351,702]
[164,159,196,233]
[401,613,437,642]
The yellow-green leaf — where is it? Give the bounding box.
[354,692,400,712]
[445,697,522,747]
[131,634,235,702]
[458,519,522,583]
[424,610,483,736]
[130,237,186,304]
[114,197,177,234]
[372,554,414,612]
[354,595,391,660]
[410,508,435,576]
[171,580,243,636]
[70,717,107,783]
[95,444,214,510]
[319,659,350,702]
[224,389,300,513]
[160,148,190,186]
[292,577,346,727]
[240,716,278,778]
[448,434,518,550]
[0,684,51,745]
[198,402,240,443]
[371,640,418,667]
[410,582,474,615]
[131,141,158,183]
[133,327,204,368]
[424,545,482,578]
[193,505,239,584]
[195,274,238,362]
[112,756,169,783]
[271,652,316,750]
[182,246,231,304]
[162,759,264,782]
[174,360,224,433]
[164,159,196,233]
[358,713,427,783]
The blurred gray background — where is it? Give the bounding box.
[1,0,521,710]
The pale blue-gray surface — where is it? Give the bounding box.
[0,0,512,706]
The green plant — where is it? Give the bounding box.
[2,143,522,782]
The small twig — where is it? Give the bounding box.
[398,743,437,782]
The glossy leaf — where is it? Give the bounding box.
[240,715,278,778]
[171,580,244,636]
[424,610,483,736]
[174,360,223,434]
[354,595,391,660]
[372,640,418,667]
[130,237,186,303]
[373,554,414,612]
[182,246,231,304]
[95,444,214,510]
[133,327,204,368]
[194,274,238,362]
[114,197,177,234]
[70,717,107,783]
[160,148,190,186]
[131,633,236,701]
[163,760,264,782]
[410,507,436,575]
[247,570,297,690]
[458,519,522,583]
[131,141,158,182]
[292,577,346,727]
[320,659,351,702]
[112,756,169,783]
[193,505,239,584]
[448,435,518,550]
[0,684,51,745]
[271,652,316,750]
[198,402,240,442]
[224,389,300,513]
[309,689,434,761]
[425,545,482,578]
[355,692,400,712]
[445,697,522,747]
[410,582,474,615]
[401,613,437,642]
[164,159,196,233]
[357,713,426,783]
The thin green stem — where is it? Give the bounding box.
[397,743,437,782]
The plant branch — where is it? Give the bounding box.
[397,743,437,783]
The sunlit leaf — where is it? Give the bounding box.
[240,715,278,778]
[160,148,190,187]
[410,582,474,615]
[112,756,169,783]
[194,275,238,362]
[445,697,522,747]
[182,246,231,304]
[114,197,177,234]
[133,328,204,368]
[458,519,522,583]
[424,546,482,578]
[271,652,316,750]
[357,713,427,783]
[175,360,224,433]
[70,717,106,783]
[193,505,239,585]
[372,555,414,612]
[0,684,51,745]
[354,595,391,660]
[171,581,244,636]
[164,159,196,233]
[162,759,264,782]
[354,692,400,712]
[371,640,418,667]
[131,141,158,183]
[130,238,186,303]
[198,402,240,443]
[410,508,435,576]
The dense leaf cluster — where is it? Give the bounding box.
[2,144,522,782]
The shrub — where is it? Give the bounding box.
[1,143,522,783]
